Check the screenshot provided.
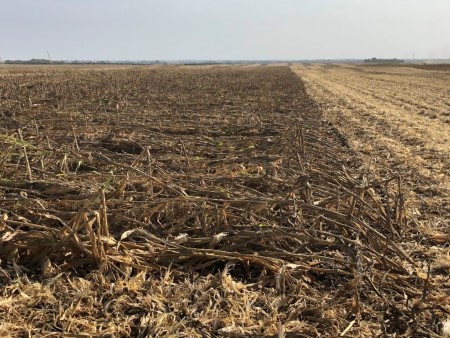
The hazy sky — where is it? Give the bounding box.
[1,0,449,60]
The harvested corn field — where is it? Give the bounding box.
[292,63,449,234]
[0,65,449,337]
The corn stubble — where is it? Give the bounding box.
[0,65,448,337]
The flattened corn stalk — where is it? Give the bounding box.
[0,66,440,336]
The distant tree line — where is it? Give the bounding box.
[3,59,64,64]
[2,58,409,66]
[2,59,168,65]
[364,57,404,64]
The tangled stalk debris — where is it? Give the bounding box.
[0,65,448,337]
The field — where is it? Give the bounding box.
[292,63,449,231]
[0,64,449,337]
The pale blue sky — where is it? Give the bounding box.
[1,0,449,60]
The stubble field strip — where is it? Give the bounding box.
[292,63,449,265]
[292,64,450,202]
[0,65,448,337]
[325,67,450,122]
